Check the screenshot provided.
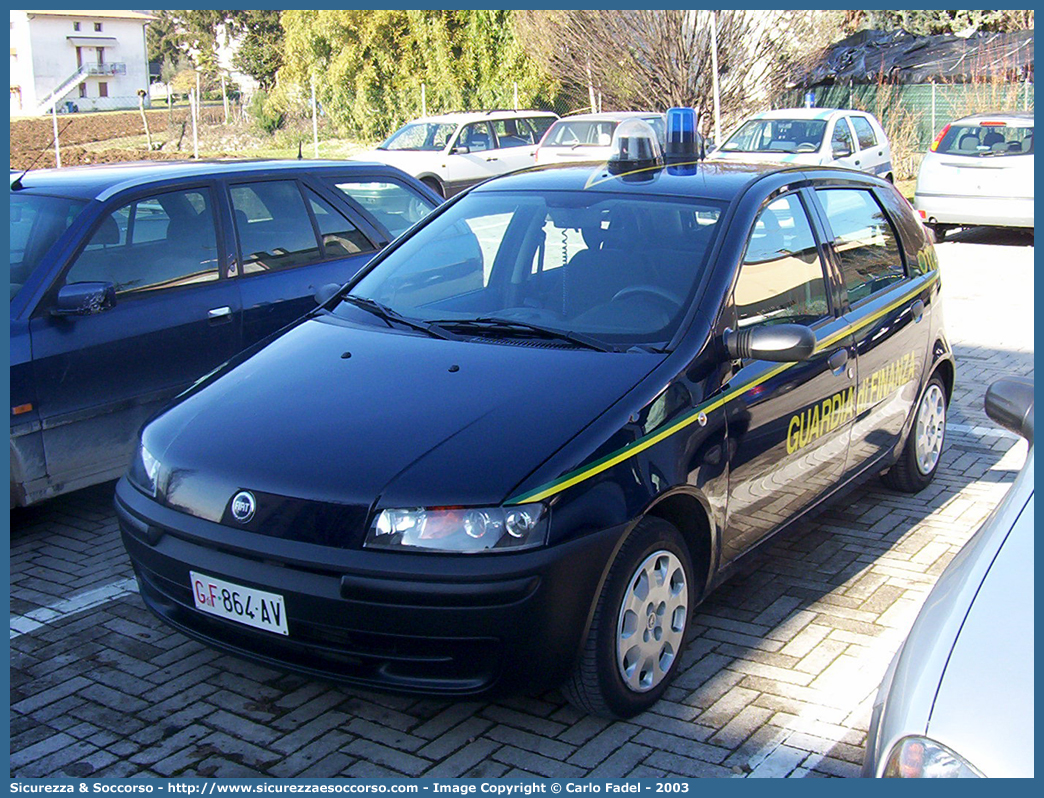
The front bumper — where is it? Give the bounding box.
[116,478,627,697]
[915,193,1034,228]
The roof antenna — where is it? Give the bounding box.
[297,141,303,160]
[11,116,76,190]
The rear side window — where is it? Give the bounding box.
[527,116,556,139]
[305,189,375,258]
[231,181,320,274]
[816,188,904,304]
[937,123,1034,156]
[331,180,437,239]
[734,194,828,328]
[65,188,219,296]
[491,118,537,148]
[850,116,877,149]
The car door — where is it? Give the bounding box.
[489,118,542,174]
[849,115,889,177]
[28,183,240,487]
[811,186,928,477]
[722,191,857,561]
[227,178,380,346]
[443,122,499,194]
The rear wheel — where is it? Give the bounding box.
[882,375,947,493]
[562,516,694,718]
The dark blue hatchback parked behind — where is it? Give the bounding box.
[10,160,440,507]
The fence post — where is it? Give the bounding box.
[421,82,427,117]
[190,88,199,159]
[930,81,936,141]
[513,81,518,111]
[51,101,61,168]
[221,74,228,125]
[311,74,319,159]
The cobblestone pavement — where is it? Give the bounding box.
[10,228,1034,779]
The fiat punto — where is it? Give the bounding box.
[118,115,953,718]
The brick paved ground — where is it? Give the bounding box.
[10,228,1033,779]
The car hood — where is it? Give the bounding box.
[926,484,1034,777]
[143,315,661,544]
[709,150,824,166]
[354,149,438,175]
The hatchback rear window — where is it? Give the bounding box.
[937,123,1034,157]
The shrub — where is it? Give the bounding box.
[248,90,285,135]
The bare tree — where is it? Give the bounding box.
[516,10,784,133]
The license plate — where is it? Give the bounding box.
[190,571,289,636]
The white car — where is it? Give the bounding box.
[534,112,665,166]
[358,110,558,198]
[710,108,893,180]
[914,112,1034,240]
[863,376,1034,778]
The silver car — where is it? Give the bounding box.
[534,112,666,166]
[863,376,1034,778]
[914,112,1034,240]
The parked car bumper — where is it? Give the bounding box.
[915,192,1034,228]
[115,477,626,697]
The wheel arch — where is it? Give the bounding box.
[644,488,716,601]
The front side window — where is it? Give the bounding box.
[456,123,492,152]
[10,194,87,301]
[342,191,726,348]
[816,188,904,304]
[734,194,828,328]
[850,116,877,150]
[231,181,320,274]
[65,188,219,296]
[831,119,854,154]
[721,119,827,154]
[330,179,437,239]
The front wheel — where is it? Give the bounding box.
[882,375,948,493]
[562,516,694,718]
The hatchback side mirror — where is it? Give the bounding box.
[314,282,341,306]
[53,282,116,316]
[832,143,852,159]
[724,324,816,363]
[985,376,1034,444]
[451,145,470,155]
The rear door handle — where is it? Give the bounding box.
[911,299,925,322]
[208,306,233,324]
[827,348,849,374]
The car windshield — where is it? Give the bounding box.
[721,119,827,154]
[937,123,1034,157]
[544,117,664,148]
[337,190,726,348]
[10,193,87,302]
[379,122,458,152]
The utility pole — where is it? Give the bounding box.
[311,74,319,159]
[51,101,61,168]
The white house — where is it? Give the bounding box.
[10,9,154,117]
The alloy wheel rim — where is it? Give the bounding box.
[616,549,688,693]
[915,384,946,475]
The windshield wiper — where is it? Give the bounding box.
[429,317,615,352]
[341,295,455,340]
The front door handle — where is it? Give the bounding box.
[208,306,233,324]
[827,348,849,374]
[911,299,925,322]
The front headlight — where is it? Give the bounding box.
[364,503,548,553]
[882,736,983,778]
[128,441,161,497]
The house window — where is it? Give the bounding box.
[94,22,103,32]
[79,83,88,99]
[73,21,81,31]
[98,82,108,98]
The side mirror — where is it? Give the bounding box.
[53,282,116,317]
[451,145,470,155]
[314,282,341,306]
[724,324,816,363]
[832,143,852,159]
[985,376,1034,444]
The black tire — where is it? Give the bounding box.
[421,177,444,199]
[882,375,948,493]
[931,223,950,242]
[562,516,694,718]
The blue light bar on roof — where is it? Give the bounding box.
[665,107,698,162]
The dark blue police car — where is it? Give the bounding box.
[10,160,439,507]
[116,114,953,718]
